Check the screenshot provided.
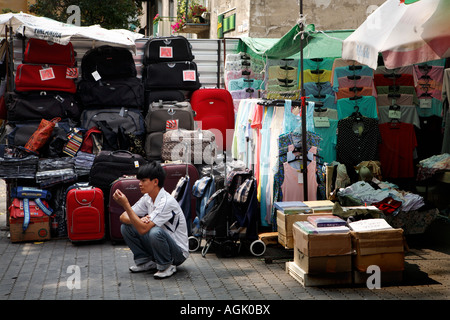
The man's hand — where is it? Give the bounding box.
[113,189,130,209]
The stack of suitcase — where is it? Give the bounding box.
[77,45,146,153]
[142,36,201,161]
[6,39,81,156]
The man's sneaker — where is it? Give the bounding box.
[154,265,177,279]
[129,260,157,273]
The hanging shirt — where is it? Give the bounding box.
[268,65,298,81]
[228,78,264,91]
[336,116,381,166]
[302,69,332,84]
[415,97,443,118]
[307,94,336,110]
[332,66,374,91]
[377,105,421,129]
[303,58,335,71]
[376,94,416,106]
[281,154,318,202]
[311,119,338,164]
[304,81,333,96]
[374,73,414,87]
[378,122,417,179]
[336,86,374,100]
[336,96,378,120]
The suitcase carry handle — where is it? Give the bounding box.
[74,187,97,205]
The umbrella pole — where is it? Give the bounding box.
[300,0,308,201]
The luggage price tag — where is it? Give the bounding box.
[40,67,55,81]
[134,161,140,168]
[183,70,196,82]
[419,99,432,109]
[166,119,179,130]
[66,67,79,79]
[313,116,330,128]
[91,71,102,81]
[160,47,173,58]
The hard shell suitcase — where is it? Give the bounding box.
[108,176,141,242]
[81,45,137,81]
[66,186,105,242]
[6,91,81,121]
[161,163,199,228]
[77,78,144,108]
[143,35,194,64]
[190,88,235,151]
[23,38,76,67]
[15,64,77,93]
[143,61,201,91]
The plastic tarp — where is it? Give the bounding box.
[0,12,143,51]
[237,24,353,60]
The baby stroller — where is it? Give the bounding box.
[195,170,266,258]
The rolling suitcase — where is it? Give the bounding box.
[66,186,105,242]
[108,176,141,243]
[190,88,235,151]
[15,64,77,93]
[143,35,194,64]
[23,38,76,67]
[161,163,199,229]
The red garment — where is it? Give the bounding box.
[378,122,417,179]
[372,197,402,215]
[374,73,414,87]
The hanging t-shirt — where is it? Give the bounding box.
[304,81,333,96]
[337,96,378,120]
[336,116,381,166]
[307,94,336,110]
[332,66,374,91]
[302,69,332,84]
[377,105,421,129]
[377,94,416,106]
[228,78,264,91]
[312,119,338,164]
[336,87,374,100]
[303,58,335,71]
[378,122,417,179]
[374,73,414,87]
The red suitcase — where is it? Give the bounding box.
[24,38,76,67]
[15,64,77,93]
[66,186,105,242]
[190,88,235,152]
[108,176,142,243]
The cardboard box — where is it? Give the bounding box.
[351,228,405,255]
[277,210,330,249]
[9,216,51,243]
[286,261,353,287]
[350,229,405,272]
[294,248,352,274]
[292,220,352,257]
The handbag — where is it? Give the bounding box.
[24,117,61,153]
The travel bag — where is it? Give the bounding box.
[23,38,76,67]
[145,89,186,105]
[81,45,137,81]
[143,61,201,91]
[161,129,216,165]
[80,107,145,135]
[143,35,194,64]
[15,64,77,93]
[66,186,105,242]
[190,88,235,151]
[6,91,81,121]
[145,100,195,133]
[108,176,141,242]
[77,78,144,108]
[89,150,147,190]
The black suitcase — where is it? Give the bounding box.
[81,45,137,81]
[143,35,194,64]
[77,78,144,108]
[143,61,201,91]
[89,150,147,190]
[146,89,186,104]
[6,91,81,121]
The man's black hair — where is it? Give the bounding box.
[136,161,166,188]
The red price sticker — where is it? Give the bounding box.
[39,67,55,81]
[66,67,79,79]
[166,119,179,130]
[160,47,173,58]
[183,70,196,82]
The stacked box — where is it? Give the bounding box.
[9,216,51,243]
[287,218,353,286]
[350,228,405,284]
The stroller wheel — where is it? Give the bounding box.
[188,236,201,252]
[250,239,266,256]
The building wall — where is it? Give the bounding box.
[209,0,386,39]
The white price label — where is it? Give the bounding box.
[313,116,330,128]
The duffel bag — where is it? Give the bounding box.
[81,45,137,81]
[145,89,186,105]
[145,100,194,133]
[80,107,145,135]
[161,129,216,165]
[6,91,81,121]
[89,150,147,189]
[23,38,76,67]
[143,61,201,91]
[77,78,144,108]
[143,35,194,64]
[15,64,77,93]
